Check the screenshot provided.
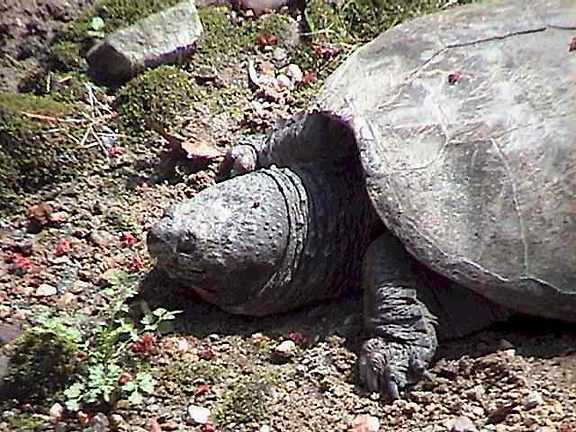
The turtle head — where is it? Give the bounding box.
[147,171,289,314]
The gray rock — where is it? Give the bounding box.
[86,0,203,83]
[89,412,110,432]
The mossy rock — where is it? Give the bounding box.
[0,328,79,403]
[115,65,196,133]
[0,93,100,211]
[213,372,280,428]
[48,0,183,74]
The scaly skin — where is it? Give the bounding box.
[148,159,377,316]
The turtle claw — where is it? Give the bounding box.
[359,337,430,401]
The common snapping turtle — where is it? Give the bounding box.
[148,0,576,398]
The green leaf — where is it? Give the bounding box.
[65,398,81,412]
[90,16,105,31]
[136,372,155,394]
[64,382,85,400]
[128,390,143,405]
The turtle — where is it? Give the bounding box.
[147,0,576,399]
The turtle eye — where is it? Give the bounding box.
[177,233,197,255]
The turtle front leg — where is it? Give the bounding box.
[220,111,357,177]
[360,231,438,400]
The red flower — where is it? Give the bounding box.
[256,33,278,48]
[120,232,137,248]
[117,371,133,385]
[108,147,123,158]
[301,71,316,86]
[312,44,339,60]
[199,345,215,360]
[131,333,156,355]
[287,331,305,346]
[54,239,71,256]
[202,423,216,432]
[130,255,145,272]
[194,383,210,397]
[7,253,33,275]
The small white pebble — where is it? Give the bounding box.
[187,405,210,424]
[36,284,57,297]
[49,403,64,423]
[352,414,380,432]
[286,63,303,83]
[276,74,293,90]
[274,340,297,357]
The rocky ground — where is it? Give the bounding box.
[0,1,575,431]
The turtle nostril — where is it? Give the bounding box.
[163,205,177,218]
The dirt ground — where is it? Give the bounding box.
[0,0,575,431]
[0,0,96,93]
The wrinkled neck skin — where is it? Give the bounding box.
[247,162,377,315]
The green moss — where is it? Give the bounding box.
[213,372,279,428]
[195,7,294,70]
[116,65,195,133]
[49,40,85,72]
[0,93,98,210]
[0,329,79,403]
[0,93,71,117]
[161,359,226,393]
[3,413,43,431]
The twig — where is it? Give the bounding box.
[19,112,85,123]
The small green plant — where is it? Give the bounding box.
[2,270,181,413]
[61,271,181,411]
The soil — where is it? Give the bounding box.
[0,1,575,432]
[0,0,96,92]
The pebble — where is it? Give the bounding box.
[110,413,129,431]
[187,405,211,425]
[57,292,77,306]
[274,340,297,359]
[351,414,380,432]
[523,391,544,410]
[35,283,57,297]
[286,63,303,83]
[90,412,110,432]
[448,416,478,432]
[49,402,64,423]
[272,47,287,62]
[276,74,293,90]
[260,426,272,432]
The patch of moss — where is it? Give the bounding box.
[0,93,98,211]
[3,413,43,431]
[115,65,195,133]
[195,7,294,70]
[49,40,86,72]
[161,359,226,393]
[213,372,280,428]
[0,329,79,403]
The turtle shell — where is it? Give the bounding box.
[317,0,576,320]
